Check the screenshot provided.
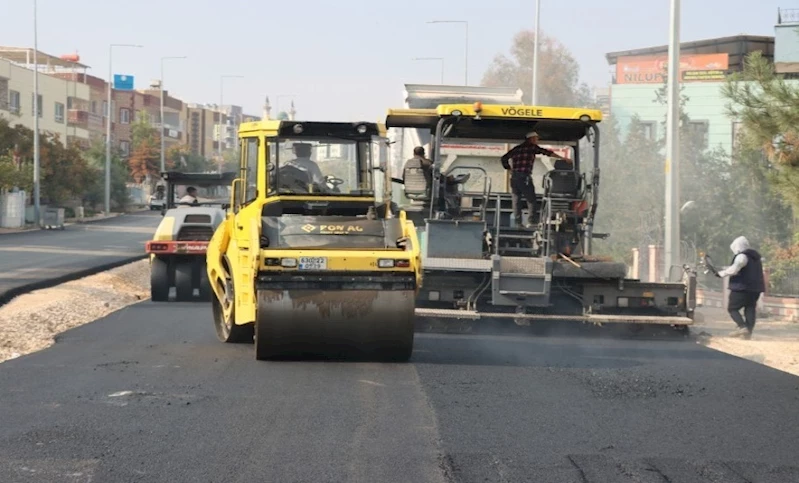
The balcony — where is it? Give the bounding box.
[68,109,104,131]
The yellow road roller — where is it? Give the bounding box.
[206,119,422,361]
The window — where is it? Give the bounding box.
[640,121,657,141]
[91,100,97,114]
[0,79,8,111]
[689,120,709,149]
[119,140,130,157]
[103,101,108,117]
[31,93,42,117]
[120,108,130,124]
[55,102,65,123]
[272,138,374,196]
[243,137,259,203]
[9,90,21,113]
[67,97,73,110]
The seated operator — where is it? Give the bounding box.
[283,143,325,187]
[178,186,200,206]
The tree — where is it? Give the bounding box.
[0,117,93,205]
[128,114,161,184]
[166,144,212,172]
[594,70,794,275]
[481,30,592,106]
[82,138,130,210]
[721,51,799,216]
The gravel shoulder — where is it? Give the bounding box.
[0,259,149,363]
[693,306,799,377]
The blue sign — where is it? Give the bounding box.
[113,74,134,91]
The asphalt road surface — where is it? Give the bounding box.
[0,212,161,303]
[1,303,798,483]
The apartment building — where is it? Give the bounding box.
[0,47,92,147]
[185,103,261,159]
[604,34,775,155]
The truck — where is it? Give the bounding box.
[386,99,697,329]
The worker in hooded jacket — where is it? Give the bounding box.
[715,236,765,339]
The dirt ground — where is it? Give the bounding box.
[693,306,799,377]
[1,265,798,379]
[0,260,149,363]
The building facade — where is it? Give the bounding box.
[0,47,92,147]
[604,35,777,155]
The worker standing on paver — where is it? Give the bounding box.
[716,236,765,339]
[500,131,572,229]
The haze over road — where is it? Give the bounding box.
[1,302,797,482]
[0,212,161,303]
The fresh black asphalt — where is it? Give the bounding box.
[1,301,798,482]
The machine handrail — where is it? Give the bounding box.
[444,165,491,221]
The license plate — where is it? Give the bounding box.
[299,257,327,270]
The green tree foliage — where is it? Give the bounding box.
[0,118,92,205]
[166,144,213,172]
[481,30,592,106]
[82,138,130,210]
[721,51,799,217]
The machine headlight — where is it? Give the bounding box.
[281,258,298,267]
[451,110,462,117]
[580,114,591,122]
[356,124,368,134]
[293,124,304,134]
[378,259,395,268]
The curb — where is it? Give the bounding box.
[0,255,148,308]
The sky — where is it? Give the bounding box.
[4,0,790,121]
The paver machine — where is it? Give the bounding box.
[206,119,422,361]
[386,102,697,328]
[145,171,237,302]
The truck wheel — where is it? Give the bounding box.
[150,257,170,302]
[175,260,194,301]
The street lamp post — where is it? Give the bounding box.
[664,0,681,281]
[33,0,40,226]
[412,57,445,84]
[106,43,142,215]
[532,0,541,105]
[160,56,187,173]
[427,20,468,85]
[218,75,243,169]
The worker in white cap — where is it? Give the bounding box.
[500,131,573,228]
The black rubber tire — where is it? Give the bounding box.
[213,295,253,343]
[174,260,194,301]
[150,257,170,302]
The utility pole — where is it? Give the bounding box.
[664,0,681,281]
[160,56,187,173]
[532,0,541,105]
[33,0,40,226]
